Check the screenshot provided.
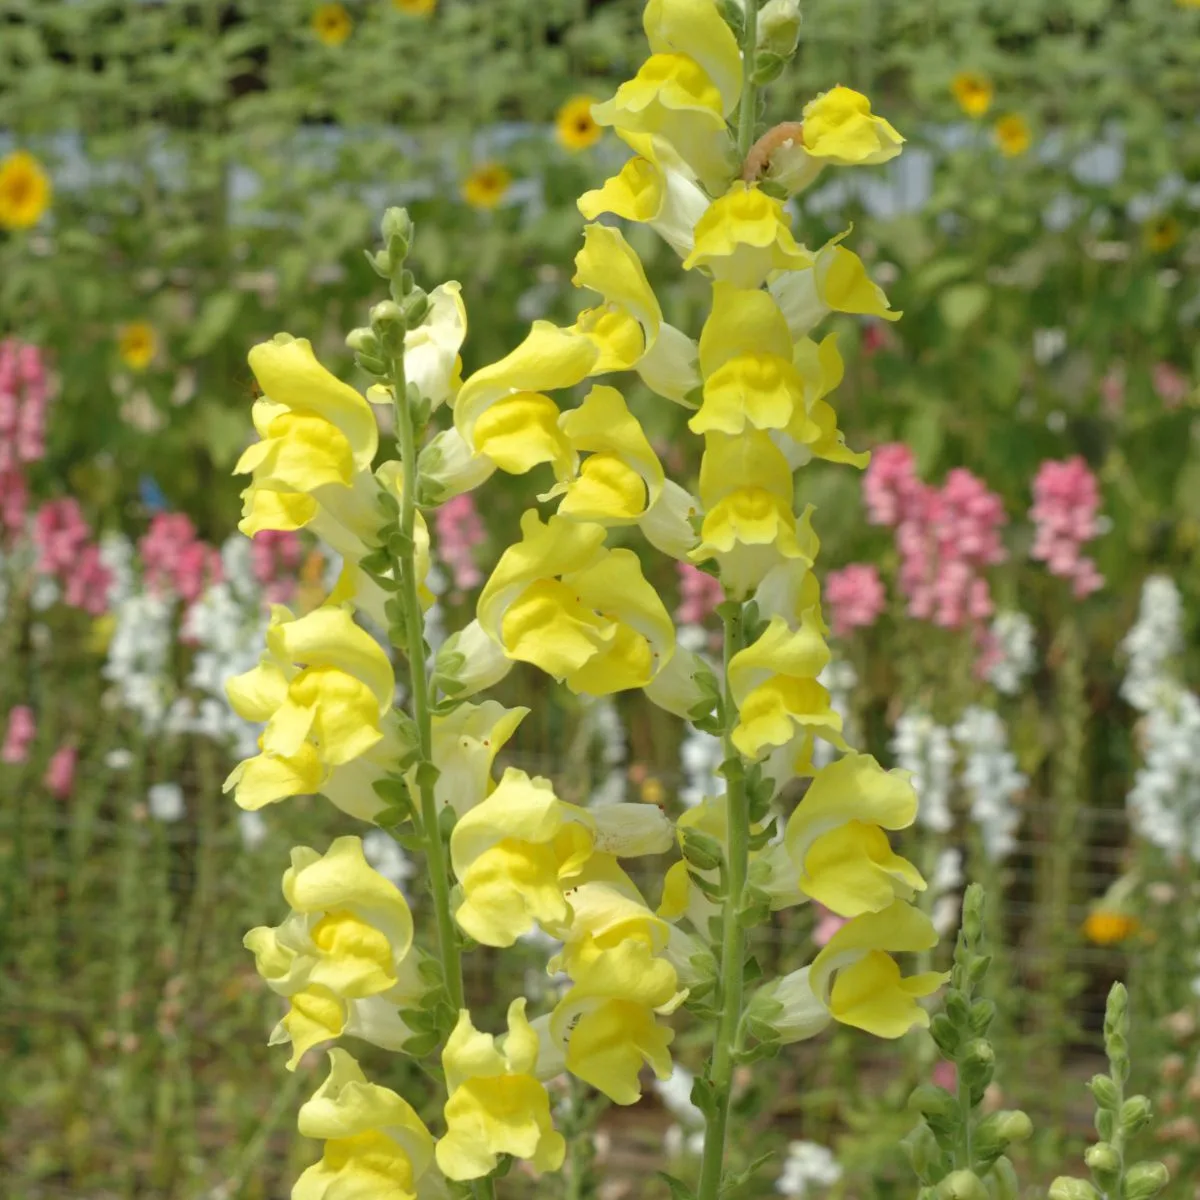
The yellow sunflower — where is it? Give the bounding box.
[462,163,512,210]
[994,114,1031,157]
[556,96,603,151]
[0,150,52,230]
[1082,911,1138,947]
[951,72,993,118]
[312,3,352,46]
[118,322,158,372]
[393,0,436,12]
[1144,214,1181,253]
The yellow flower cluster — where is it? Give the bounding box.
[226,3,950,1194]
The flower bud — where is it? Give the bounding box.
[977,1109,1033,1148]
[681,829,725,872]
[935,1169,988,1200]
[757,0,801,57]
[381,206,413,248]
[745,967,832,1045]
[370,299,407,351]
[908,1084,958,1125]
[1120,1095,1153,1136]
[591,803,674,857]
[1122,1161,1170,1200]
[1048,1178,1099,1200]
[1084,1141,1121,1186]
[960,1038,995,1092]
[1088,1074,1119,1110]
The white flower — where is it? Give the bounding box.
[680,726,723,809]
[891,711,954,833]
[1121,575,1184,713]
[984,611,1036,696]
[655,1065,705,1130]
[106,747,135,770]
[1128,684,1200,862]
[777,1141,842,1198]
[362,829,415,892]
[954,706,1025,861]
[148,782,185,823]
[237,810,268,851]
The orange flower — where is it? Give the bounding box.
[1083,911,1138,946]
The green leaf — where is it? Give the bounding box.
[185,289,243,358]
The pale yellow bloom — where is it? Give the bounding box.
[800,86,904,165]
[951,71,993,118]
[994,114,1032,157]
[0,150,51,230]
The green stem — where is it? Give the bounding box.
[391,354,465,1015]
[696,603,750,1200]
[955,1070,974,1171]
[735,1,760,161]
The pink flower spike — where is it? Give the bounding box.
[825,563,886,637]
[1029,457,1104,597]
[44,745,77,799]
[2,706,36,764]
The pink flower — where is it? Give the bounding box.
[434,492,486,593]
[863,443,924,528]
[43,745,77,799]
[2,706,36,764]
[0,338,50,474]
[813,905,847,947]
[139,512,222,603]
[676,561,724,626]
[932,1061,958,1092]
[1029,457,1104,597]
[825,563,886,636]
[31,498,113,614]
[1152,362,1189,411]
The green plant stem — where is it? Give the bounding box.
[696,603,749,1200]
[391,354,466,1016]
[955,1069,974,1171]
[735,1,760,161]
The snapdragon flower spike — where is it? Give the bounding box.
[424,699,528,815]
[436,999,566,1181]
[783,752,926,918]
[243,837,423,1068]
[294,1049,434,1200]
[224,603,406,818]
[478,510,675,695]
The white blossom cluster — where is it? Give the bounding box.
[891,711,955,833]
[1121,575,1184,713]
[680,724,723,809]
[931,846,965,936]
[103,586,177,730]
[953,706,1026,862]
[656,1064,705,1159]
[363,828,415,892]
[776,1141,842,1199]
[984,610,1037,696]
[1127,685,1200,862]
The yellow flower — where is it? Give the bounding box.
[117,321,157,372]
[994,114,1031,157]
[426,699,528,815]
[800,86,904,166]
[451,767,595,946]
[478,510,676,695]
[747,901,947,1042]
[1144,215,1180,253]
[784,752,925,917]
[951,71,994,118]
[728,613,844,760]
[1083,911,1138,946]
[690,431,818,598]
[294,1050,434,1200]
[393,0,436,13]
[684,183,813,289]
[462,163,512,210]
[557,96,603,150]
[243,837,423,1067]
[0,150,51,230]
[437,1000,566,1181]
[312,3,352,46]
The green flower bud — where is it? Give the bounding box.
[1084,1141,1121,1188]
[757,0,802,57]
[909,1084,958,1124]
[1049,1178,1100,1200]
[370,299,407,350]
[930,1013,960,1057]
[1122,1161,1169,1200]
[900,1123,947,1185]
[380,206,413,248]
[345,327,381,355]
[936,1169,988,1200]
[681,829,725,872]
[969,999,996,1035]
[399,289,430,329]
[1088,1075,1119,1110]
[1119,1095,1153,1136]
[962,883,985,944]
[960,1038,996,1092]
[977,1109,1033,1148]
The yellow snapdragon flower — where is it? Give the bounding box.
[728,613,844,760]
[994,113,1032,157]
[951,71,994,118]
[690,431,817,598]
[800,86,905,166]
[556,96,604,150]
[312,3,352,46]
[425,699,528,815]
[451,767,595,946]
[295,1050,435,1200]
[437,1000,566,1180]
[784,752,926,918]
[684,183,813,289]
[376,280,466,411]
[478,510,675,694]
[462,163,512,210]
[243,838,423,1067]
[750,902,947,1042]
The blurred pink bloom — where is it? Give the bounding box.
[676,561,724,626]
[0,468,28,536]
[32,498,113,615]
[2,706,36,764]
[864,447,1008,631]
[251,530,303,605]
[1029,457,1104,598]
[44,745,77,799]
[861,322,896,358]
[1152,362,1189,411]
[435,492,486,593]
[932,1061,957,1092]
[0,338,50,474]
[813,906,847,947]
[825,563,886,636]
[139,512,222,603]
